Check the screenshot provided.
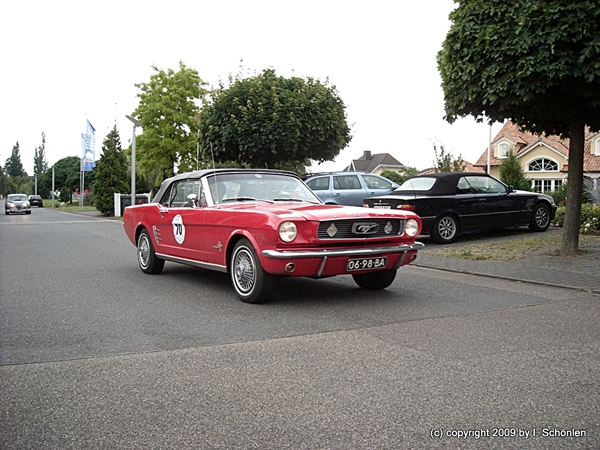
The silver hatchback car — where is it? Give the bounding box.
[5,194,31,215]
[303,172,399,206]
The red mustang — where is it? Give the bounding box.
[123,169,424,303]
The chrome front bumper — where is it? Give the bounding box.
[262,242,425,259]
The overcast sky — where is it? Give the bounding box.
[0,0,503,176]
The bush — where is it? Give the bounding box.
[547,183,568,207]
[554,204,600,234]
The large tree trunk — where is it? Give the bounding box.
[560,116,586,256]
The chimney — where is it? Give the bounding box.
[363,150,372,160]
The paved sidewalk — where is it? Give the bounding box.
[415,246,600,294]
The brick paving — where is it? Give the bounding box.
[415,248,600,294]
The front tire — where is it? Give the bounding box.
[137,228,164,274]
[431,214,458,244]
[230,238,277,303]
[352,269,397,290]
[529,203,551,232]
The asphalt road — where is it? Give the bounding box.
[1,205,598,449]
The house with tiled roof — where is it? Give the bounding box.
[475,120,600,192]
[344,151,405,174]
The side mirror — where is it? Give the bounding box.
[507,186,515,193]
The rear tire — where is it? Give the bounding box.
[431,214,458,244]
[230,238,277,303]
[352,269,397,290]
[137,228,165,274]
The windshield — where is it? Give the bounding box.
[8,195,27,201]
[207,172,322,205]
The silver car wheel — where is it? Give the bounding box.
[438,216,457,240]
[138,233,151,269]
[535,206,549,228]
[233,246,256,294]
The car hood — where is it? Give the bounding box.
[218,201,415,221]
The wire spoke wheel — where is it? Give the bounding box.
[230,238,277,303]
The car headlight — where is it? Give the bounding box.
[404,218,419,237]
[278,221,297,243]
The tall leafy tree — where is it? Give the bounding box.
[199,68,352,169]
[93,125,130,215]
[33,132,49,177]
[4,142,27,177]
[132,62,207,186]
[499,151,531,191]
[438,0,600,255]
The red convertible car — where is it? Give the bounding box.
[123,169,424,303]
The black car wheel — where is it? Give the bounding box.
[230,238,277,303]
[137,228,165,274]
[431,214,458,244]
[352,269,397,290]
[529,203,551,232]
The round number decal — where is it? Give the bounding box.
[172,214,185,244]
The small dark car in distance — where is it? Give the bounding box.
[28,195,44,207]
[5,194,31,215]
[362,172,557,244]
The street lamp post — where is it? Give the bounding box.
[126,115,143,209]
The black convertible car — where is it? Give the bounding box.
[362,172,557,244]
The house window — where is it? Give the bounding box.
[533,179,562,193]
[528,158,558,172]
[595,140,600,156]
[498,143,509,158]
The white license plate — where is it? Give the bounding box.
[373,205,391,209]
[347,257,387,271]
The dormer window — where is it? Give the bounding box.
[498,142,509,158]
[595,139,600,156]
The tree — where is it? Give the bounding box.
[4,142,27,177]
[381,167,418,185]
[92,126,130,215]
[132,62,207,186]
[199,68,352,169]
[432,143,466,173]
[33,132,49,177]
[0,164,6,195]
[498,151,531,191]
[43,156,81,203]
[438,0,600,255]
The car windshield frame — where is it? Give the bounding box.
[205,172,322,206]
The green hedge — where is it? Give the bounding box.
[554,204,600,234]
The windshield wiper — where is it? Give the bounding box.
[220,197,257,203]
[273,198,304,202]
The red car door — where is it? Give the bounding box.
[153,179,207,263]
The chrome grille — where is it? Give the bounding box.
[318,218,404,239]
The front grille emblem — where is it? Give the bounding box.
[327,223,338,237]
[384,222,393,234]
[352,222,379,235]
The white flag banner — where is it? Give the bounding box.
[82,120,96,171]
